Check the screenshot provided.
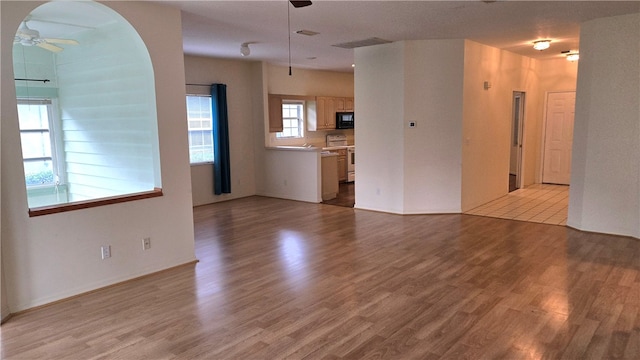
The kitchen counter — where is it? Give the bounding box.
[322,146,347,151]
[266,145,321,152]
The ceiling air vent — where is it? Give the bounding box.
[295,29,319,36]
[332,37,393,49]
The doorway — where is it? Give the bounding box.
[509,92,525,192]
[542,92,575,185]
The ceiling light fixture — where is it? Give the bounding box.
[286,0,312,76]
[288,2,292,75]
[533,40,551,51]
[240,42,250,56]
[566,53,580,61]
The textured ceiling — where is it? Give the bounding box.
[166,0,640,72]
[19,1,640,73]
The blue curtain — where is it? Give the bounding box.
[211,84,231,195]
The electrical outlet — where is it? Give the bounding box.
[101,245,111,259]
[143,237,151,250]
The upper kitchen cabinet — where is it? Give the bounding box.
[309,96,336,131]
[268,94,284,133]
[336,97,354,112]
[308,96,354,131]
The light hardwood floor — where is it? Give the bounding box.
[2,196,639,359]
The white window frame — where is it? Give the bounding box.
[276,100,305,139]
[17,97,65,188]
[186,94,215,164]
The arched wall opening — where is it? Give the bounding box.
[12,0,161,211]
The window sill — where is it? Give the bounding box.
[28,188,163,217]
[190,161,214,167]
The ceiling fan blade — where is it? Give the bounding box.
[43,38,79,45]
[36,42,64,53]
[290,1,312,8]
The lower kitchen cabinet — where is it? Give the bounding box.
[337,149,347,182]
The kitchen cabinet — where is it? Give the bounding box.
[268,94,283,133]
[336,148,347,182]
[321,154,339,200]
[336,97,354,112]
[310,96,336,131]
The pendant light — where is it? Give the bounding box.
[286,0,312,76]
[288,1,292,75]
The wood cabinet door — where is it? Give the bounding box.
[268,95,283,132]
[337,149,347,181]
[344,97,354,111]
[314,97,326,131]
[323,97,336,129]
[337,156,347,182]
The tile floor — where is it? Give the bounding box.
[465,184,569,226]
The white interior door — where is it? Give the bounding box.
[510,92,525,191]
[542,92,575,185]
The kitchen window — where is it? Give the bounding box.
[186,95,214,163]
[17,98,64,188]
[276,101,304,139]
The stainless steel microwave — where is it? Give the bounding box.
[336,112,354,129]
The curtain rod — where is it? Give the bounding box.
[15,78,50,83]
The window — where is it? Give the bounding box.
[17,98,63,187]
[186,95,214,163]
[276,101,304,138]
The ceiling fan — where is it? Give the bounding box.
[290,1,312,8]
[14,18,79,53]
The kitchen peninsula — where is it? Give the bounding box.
[262,138,349,204]
[262,146,324,203]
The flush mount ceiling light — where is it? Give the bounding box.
[240,42,250,56]
[566,53,580,61]
[533,40,551,51]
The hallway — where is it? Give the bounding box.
[465,184,569,226]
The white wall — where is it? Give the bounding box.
[267,65,354,97]
[568,13,640,238]
[354,42,405,213]
[184,55,259,207]
[1,1,196,312]
[355,40,466,214]
[461,40,541,211]
[402,40,465,214]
